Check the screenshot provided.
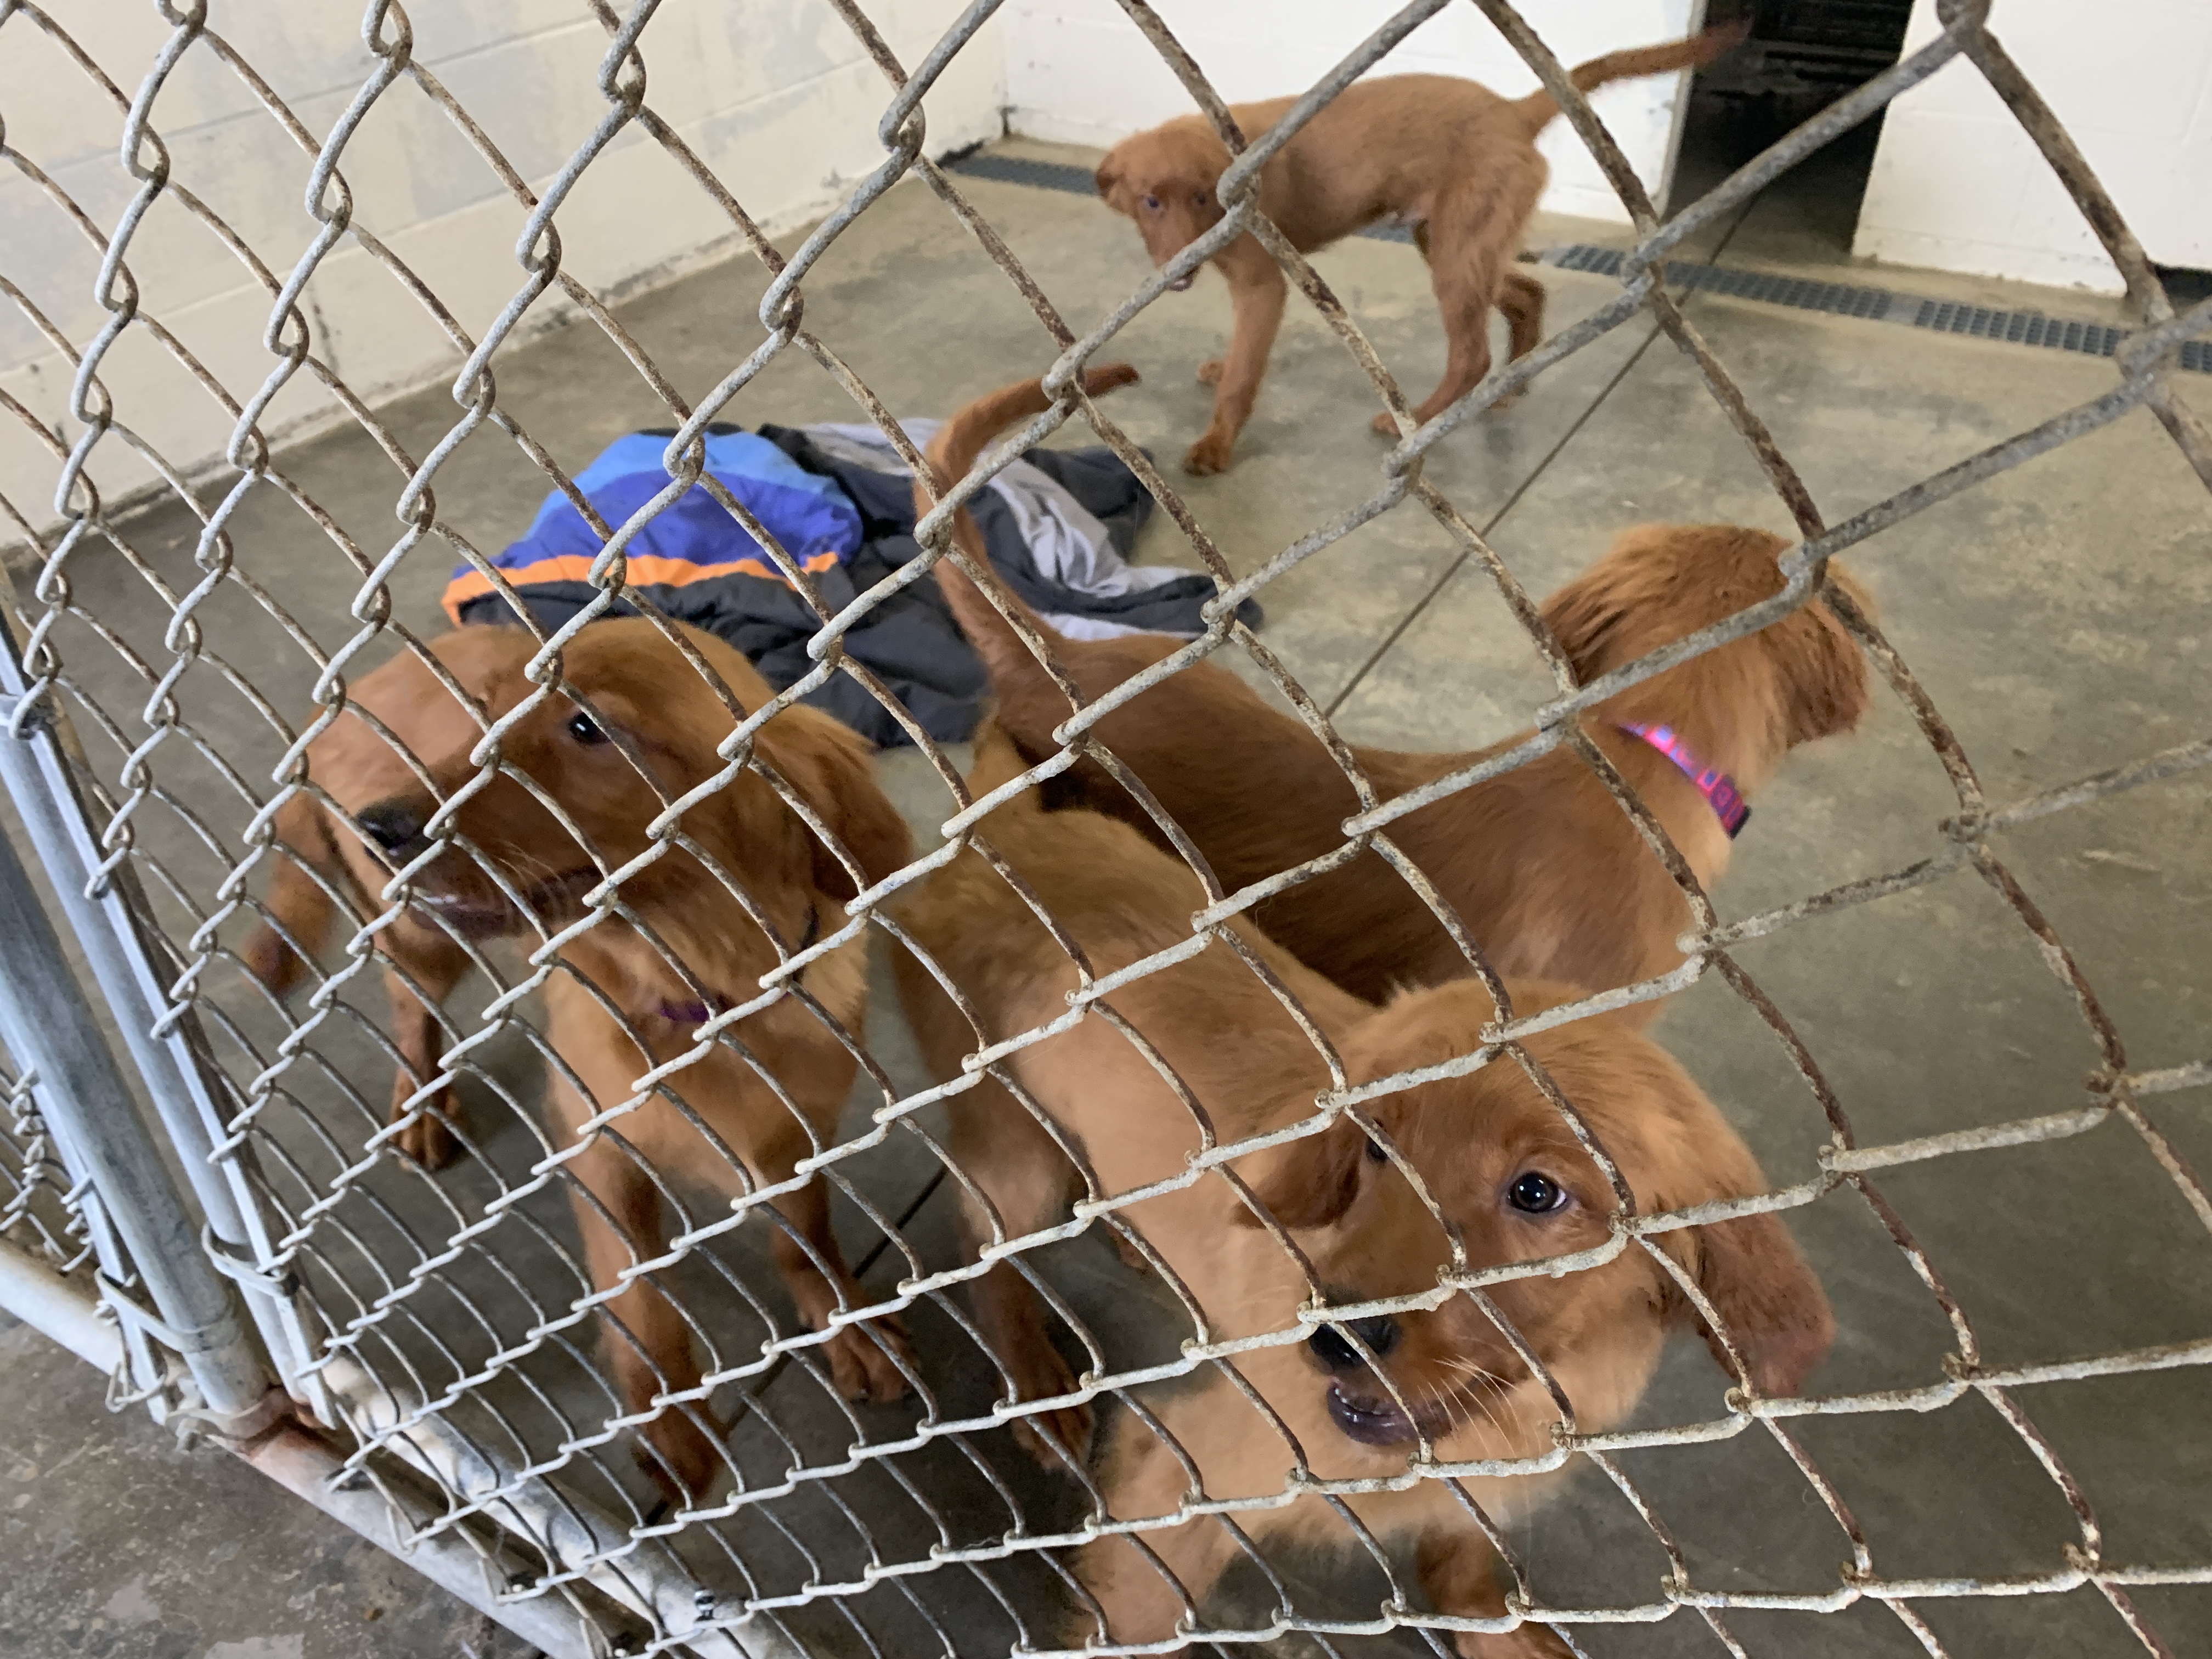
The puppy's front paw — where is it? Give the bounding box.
[1013,1397,1094,1473]
[1183,432,1235,475]
[820,1314,917,1406]
[391,1088,463,1171]
[1001,1342,1092,1471]
[1370,408,1410,438]
[635,1402,728,1511]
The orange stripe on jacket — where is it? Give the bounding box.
[441,550,845,626]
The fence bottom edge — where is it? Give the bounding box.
[0,1238,119,1373]
[236,1423,612,1659]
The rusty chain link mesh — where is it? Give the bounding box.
[2,0,2209,1654]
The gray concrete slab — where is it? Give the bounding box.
[3,136,2207,1659]
[0,1313,539,1659]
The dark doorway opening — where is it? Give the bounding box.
[1668,0,1917,259]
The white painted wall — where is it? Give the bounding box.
[1854,0,2212,295]
[0,1,1005,541]
[1000,0,1706,225]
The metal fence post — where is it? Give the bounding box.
[0,803,273,1427]
[0,596,328,1420]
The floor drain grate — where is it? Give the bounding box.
[945,152,1097,194]
[943,154,2209,375]
[1543,245,2208,374]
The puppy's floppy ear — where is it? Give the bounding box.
[1784,570,1875,746]
[1669,1211,1834,1397]
[239,793,343,997]
[1094,156,1122,201]
[1537,549,1633,687]
[769,712,913,902]
[1233,1113,1368,1232]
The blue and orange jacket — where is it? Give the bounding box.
[441,427,861,625]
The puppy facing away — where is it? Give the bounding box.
[248,620,914,1503]
[919,371,1871,1016]
[890,729,1831,1652]
[1094,24,1745,471]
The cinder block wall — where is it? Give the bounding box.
[0,2,1006,539]
[1855,0,2211,294]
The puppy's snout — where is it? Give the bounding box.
[357,799,432,861]
[1308,1314,1400,1373]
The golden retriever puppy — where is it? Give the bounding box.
[920,371,1871,1017]
[251,620,914,1503]
[1094,26,1744,471]
[890,731,1831,1652]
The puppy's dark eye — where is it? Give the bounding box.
[1364,1136,1389,1164]
[1192,191,1207,207]
[1141,193,1161,211]
[1507,1171,1566,1214]
[565,710,607,746]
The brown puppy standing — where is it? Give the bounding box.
[919,370,1871,1017]
[1096,23,1745,472]
[893,731,1831,1652]
[250,622,915,1502]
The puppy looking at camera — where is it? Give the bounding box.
[893,730,1830,1653]
[249,619,912,1504]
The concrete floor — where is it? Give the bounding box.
[3,119,2209,1659]
[0,1311,538,1659]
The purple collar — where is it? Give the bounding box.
[657,903,820,1026]
[1617,723,1749,839]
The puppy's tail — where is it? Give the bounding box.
[238,793,342,998]
[915,364,1142,703]
[1514,19,1748,136]
[964,716,1043,809]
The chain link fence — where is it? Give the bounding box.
[0,1049,84,1271]
[1,1,2209,1656]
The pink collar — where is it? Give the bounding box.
[1617,723,1749,839]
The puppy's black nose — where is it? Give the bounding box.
[1308,1314,1400,1373]
[356,799,431,860]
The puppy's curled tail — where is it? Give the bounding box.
[963,717,1045,813]
[915,363,1141,706]
[1513,19,1748,136]
[238,793,341,998]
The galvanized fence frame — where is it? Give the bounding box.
[1,1,2209,1657]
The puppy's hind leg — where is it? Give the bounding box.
[1498,267,1545,365]
[1374,172,1541,434]
[1488,267,1547,410]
